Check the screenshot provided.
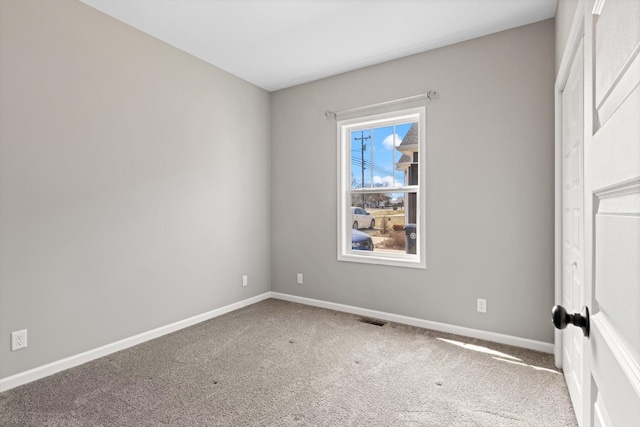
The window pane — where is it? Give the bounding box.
[350,129,371,189]
[371,125,398,187]
[349,192,417,255]
[350,122,417,190]
[394,122,418,188]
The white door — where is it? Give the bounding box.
[560,36,585,422]
[584,0,640,425]
[556,1,640,426]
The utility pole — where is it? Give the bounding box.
[354,131,371,207]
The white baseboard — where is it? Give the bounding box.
[271,292,554,354]
[0,292,271,393]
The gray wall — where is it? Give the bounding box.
[271,19,556,343]
[555,0,581,75]
[0,0,271,379]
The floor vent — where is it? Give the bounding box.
[358,317,387,327]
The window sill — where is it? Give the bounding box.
[338,252,426,269]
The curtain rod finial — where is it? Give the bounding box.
[325,111,336,119]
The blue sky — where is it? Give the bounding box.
[350,122,414,189]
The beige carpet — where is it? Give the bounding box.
[0,299,577,426]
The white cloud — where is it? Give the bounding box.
[382,134,403,150]
[373,175,395,187]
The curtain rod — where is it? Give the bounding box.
[324,90,437,119]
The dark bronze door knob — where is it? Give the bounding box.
[552,305,590,337]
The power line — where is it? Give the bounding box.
[351,155,395,177]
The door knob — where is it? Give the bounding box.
[552,305,590,337]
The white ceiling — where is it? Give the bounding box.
[80,0,557,92]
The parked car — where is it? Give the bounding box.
[351,207,375,229]
[351,229,373,251]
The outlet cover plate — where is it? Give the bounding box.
[297,273,303,284]
[477,298,487,313]
[11,329,28,351]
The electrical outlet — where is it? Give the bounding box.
[477,298,487,313]
[11,329,27,351]
[242,275,248,287]
[297,273,303,284]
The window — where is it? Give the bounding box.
[337,107,426,268]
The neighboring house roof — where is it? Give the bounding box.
[396,153,412,170]
[397,123,418,153]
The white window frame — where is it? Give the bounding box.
[337,106,426,269]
